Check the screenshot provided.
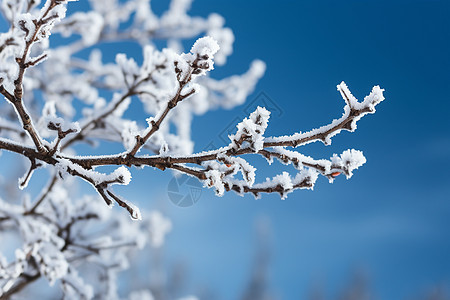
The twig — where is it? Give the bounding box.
[127,66,196,156]
[224,176,314,198]
[18,158,41,189]
[61,64,165,150]
[6,1,61,154]
[25,175,58,215]
[0,273,40,300]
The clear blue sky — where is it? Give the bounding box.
[3,0,450,299]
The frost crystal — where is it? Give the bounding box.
[205,169,225,196]
[230,106,270,152]
[331,149,367,178]
[187,36,220,74]
[190,36,220,58]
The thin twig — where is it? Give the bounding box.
[127,66,195,156]
[6,1,60,154]
[25,175,58,215]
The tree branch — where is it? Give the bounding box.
[0,273,40,300]
[127,64,197,156]
[60,63,166,150]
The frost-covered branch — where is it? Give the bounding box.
[0,78,383,204]
[128,36,219,156]
[0,0,73,154]
[264,83,385,147]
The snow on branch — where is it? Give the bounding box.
[0,79,384,206]
[264,82,385,147]
[229,106,270,152]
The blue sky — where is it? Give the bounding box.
[2,0,450,299]
[143,0,450,299]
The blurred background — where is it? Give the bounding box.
[3,0,450,299]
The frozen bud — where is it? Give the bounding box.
[190,36,220,58]
[16,14,36,42]
[229,106,270,152]
[189,36,220,75]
